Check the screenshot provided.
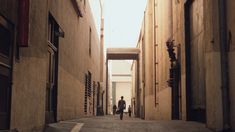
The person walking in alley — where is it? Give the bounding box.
[118,96,126,120]
[128,105,132,117]
[113,104,117,115]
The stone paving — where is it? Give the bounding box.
[45,115,212,132]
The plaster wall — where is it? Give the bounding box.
[1,0,101,131]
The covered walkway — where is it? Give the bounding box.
[106,48,140,60]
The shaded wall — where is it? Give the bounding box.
[137,0,173,120]
[227,0,235,131]
[10,0,48,131]
[153,0,172,120]
[1,0,100,131]
[48,0,100,119]
[136,0,235,131]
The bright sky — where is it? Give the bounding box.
[89,0,147,48]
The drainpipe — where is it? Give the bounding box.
[106,60,108,115]
[218,0,230,130]
[99,0,104,81]
[18,0,30,47]
[142,11,146,119]
[102,90,105,115]
[168,0,173,39]
[153,0,157,107]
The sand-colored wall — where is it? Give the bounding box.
[1,0,101,131]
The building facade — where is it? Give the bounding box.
[0,0,102,131]
[132,0,235,131]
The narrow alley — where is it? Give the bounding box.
[0,0,235,132]
[45,115,211,132]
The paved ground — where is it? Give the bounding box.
[45,115,212,132]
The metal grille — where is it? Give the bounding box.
[87,72,92,97]
[84,72,92,114]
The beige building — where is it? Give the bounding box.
[0,0,102,131]
[110,60,132,113]
[132,0,235,131]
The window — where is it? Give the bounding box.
[87,72,92,97]
[84,71,92,114]
[45,14,59,123]
[0,25,11,57]
[0,15,13,130]
[48,15,59,47]
[89,27,92,57]
[84,74,88,114]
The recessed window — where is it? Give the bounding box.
[48,14,59,48]
[89,27,92,57]
[0,15,13,130]
[0,25,11,57]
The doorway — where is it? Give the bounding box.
[185,0,206,123]
[45,14,59,124]
[0,15,13,130]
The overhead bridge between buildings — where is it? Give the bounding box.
[106,48,140,60]
[105,48,141,115]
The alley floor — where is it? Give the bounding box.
[45,115,212,132]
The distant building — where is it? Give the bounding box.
[110,60,132,113]
[0,0,102,131]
